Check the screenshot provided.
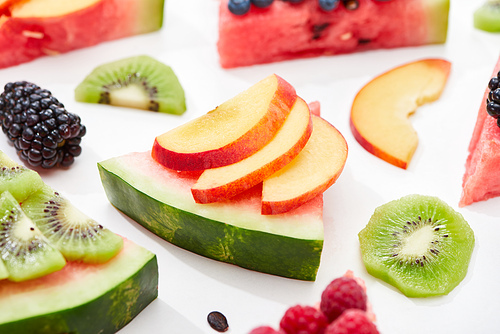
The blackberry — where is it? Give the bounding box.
[486,71,500,127]
[0,81,86,168]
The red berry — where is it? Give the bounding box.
[324,309,379,334]
[279,305,329,334]
[249,326,282,334]
[320,277,367,323]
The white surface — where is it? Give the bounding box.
[1,1,500,333]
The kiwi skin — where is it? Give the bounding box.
[474,1,500,32]
[74,55,186,115]
[358,194,475,298]
[21,185,123,264]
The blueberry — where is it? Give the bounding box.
[228,0,251,15]
[251,0,273,7]
[319,0,340,11]
[288,0,304,3]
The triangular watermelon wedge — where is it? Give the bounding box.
[460,56,500,207]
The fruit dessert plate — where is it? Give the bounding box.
[99,75,348,281]
[0,0,164,69]
[460,55,500,207]
[218,0,450,68]
[0,151,158,333]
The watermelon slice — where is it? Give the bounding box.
[0,0,164,69]
[0,237,158,333]
[217,0,450,68]
[459,56,500,207]
[98,151,324,281]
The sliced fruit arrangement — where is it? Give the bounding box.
[0,0,165,69]
[152,74,297,171]
[460,56,500,207]
[218,0,450,68]
[99,75,348,280]
[474,0,500,32]
[0,150,158,333]
[350,58,451,169]
[191,96,313,204]
[21,184,125,263]
[0,81,86,168]
[359,194,475,297]
[75,55,187,115]
[99,151,324,280]
[248,271,379,334]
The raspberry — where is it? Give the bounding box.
[324,309,379,334]
[279,305,329,334]
[320,277,367,322]
[249,326,283,334]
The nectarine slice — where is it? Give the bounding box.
[152,74,297,171]
[262,115,347,215]
[350,59,451,169]
[191,97,313,204]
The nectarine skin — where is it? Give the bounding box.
[152,74,297,171]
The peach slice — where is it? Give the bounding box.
[350,59,451,169]
[191,97,313,204]
[262,114,347,215]
[152,74,297,171]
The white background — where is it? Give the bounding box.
[1,0,500,333]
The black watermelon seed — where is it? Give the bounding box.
[207,311,229,332]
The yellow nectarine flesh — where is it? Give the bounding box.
[262,115,347,215]
[350,58,451,169]
[152,74,297,171]
[191,97,313,204]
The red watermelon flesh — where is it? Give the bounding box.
[459,56,500,207]
[218,0,449,68]
[0,0,164,69]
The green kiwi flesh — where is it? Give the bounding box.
[74,55,187,115]
[0,151,44,202]
[474,0,500,32]
[358,194,475,298]
[21,185,124,264]
[0,258,7,280]
[0,191,66,282]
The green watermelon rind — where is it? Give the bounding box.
[0,241,158,334]
[98,154,324,281]
[423,0,450,44]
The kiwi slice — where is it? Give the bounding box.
[474,0,500,32]
[75,55,186,115]
[21,185,123,263]
[0,191,66,282]
[0,258,7,280]
[0,150,44,202]
[358,194,475,298]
